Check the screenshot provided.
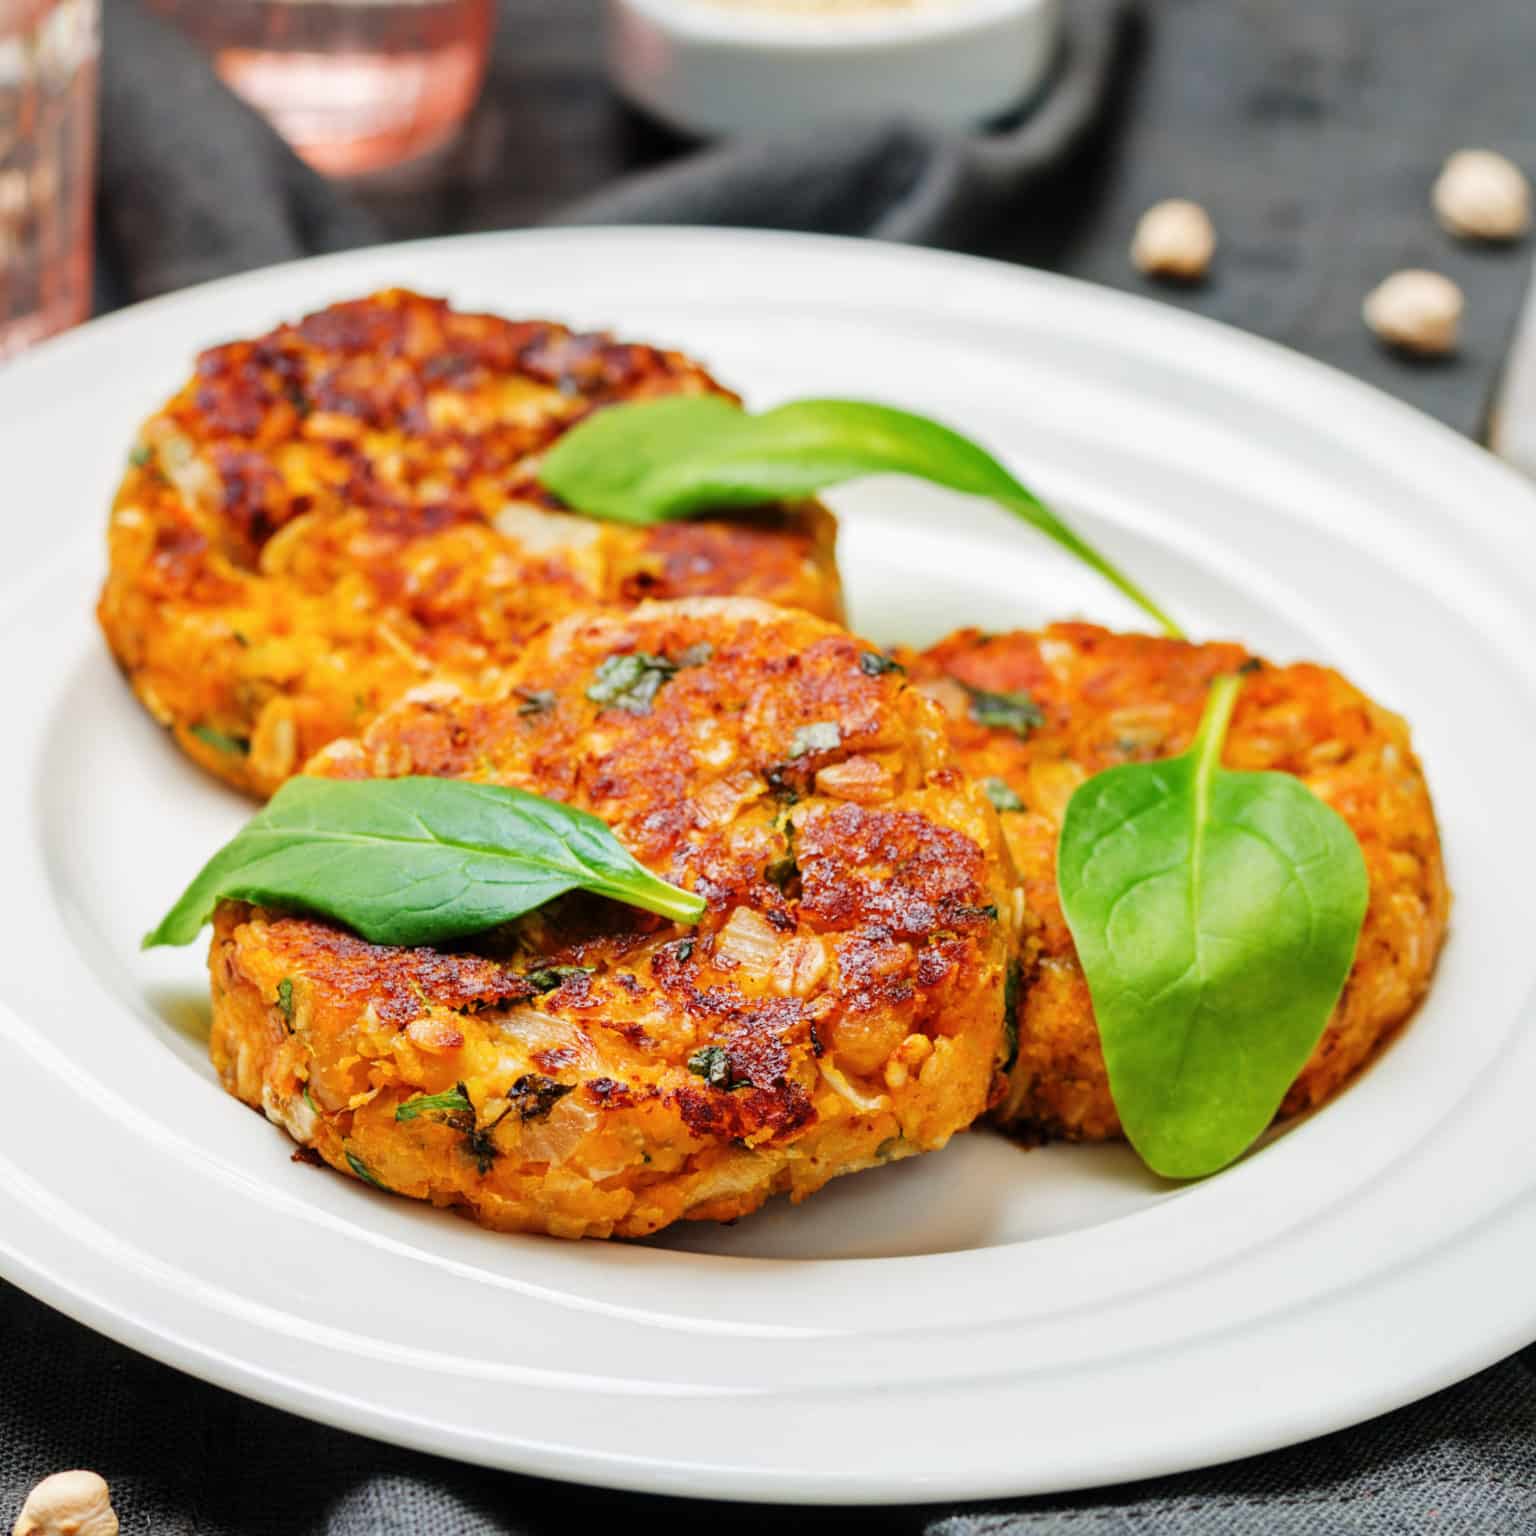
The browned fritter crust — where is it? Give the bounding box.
[98,290,843,798]
[897,623,1449,1142]
[210,599,1017,1239]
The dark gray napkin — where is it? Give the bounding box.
[4,1276,1536,1534]
[549,0,1127,248]
[980,0,1535,441]
[97,0,1533,438]
[95,0,1122,298]
[556,0,1534,439]
[95,0,379,308]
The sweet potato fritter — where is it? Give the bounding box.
[98,290,843,798]
[898,624,1448,1142]
[209,599,1017,1239]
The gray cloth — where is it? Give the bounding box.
[95,0,1533,438]
[12,0,1528,1531]
[556,0,1534,438]
[96,0,379,308]
[981,0,1535,441]
[550,0,1126,247]
[3,1277,1535,1533]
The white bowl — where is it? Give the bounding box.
[608,0,1062,138]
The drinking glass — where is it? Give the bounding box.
[0,0,97,361]
[147,0,495,178]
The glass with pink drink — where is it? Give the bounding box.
[148,0,495,178]
[0,0,97,361]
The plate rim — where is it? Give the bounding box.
[3,225,1536,1504]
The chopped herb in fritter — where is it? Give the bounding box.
[953,903,999,922]
[522,964,593,994]
[190,723,251,756]
[508,1073,574,1122]
[392,1077,571,1172]
[516,687,557,716]
[765,817,798,891]
[585,652,677,714]
[1238,656,1264,675]
[275,978,295,1028]
[766,773,801,804]
[858,650,904,677]
[464,1122,504,1175]
[789,721,842,758]
[687,1044,735,1089]
[765,852,798,890]
[461,1076,571,1173]
[345,1150,391,1190]
[1001,962,1023,1071]
[675,937,696,962]
[128,444,153,468]
[962,684,1045,739]
[982,777,1025,813]
[395,1085,474,1125]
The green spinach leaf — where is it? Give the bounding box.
[1057,674,1369,1179]
[145,775,705,950]
[538,396,1180,637]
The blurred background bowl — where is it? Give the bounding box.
[608,0,1062,139]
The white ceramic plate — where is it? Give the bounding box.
[3,229,1535,1505]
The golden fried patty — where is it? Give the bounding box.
[898,623,1448,1142]
[99,290,843,798]
[209,599,1017,1239]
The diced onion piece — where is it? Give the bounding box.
[818,1059,891,1115]
[814,755,894,804]
[715,905,781,982]
[1103,705,1175,752]
[913,676,970,722]
[265,1080,319,1142]
[692,768,764,827]
[772,936,829,997]
[685,1150,767,1211]
[1037,636,1079,680]
[518,1092,598,1165]
[1028,759,1087,825]
[495,1006,599,1070]
[401,680,465,707]
[149,426,221,512]
[406,1015,466,1054]
[493,501,602,553]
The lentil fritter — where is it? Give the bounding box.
[898,624,1448,1143]
[98,290,843,798]
[210,599,1017,1239]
